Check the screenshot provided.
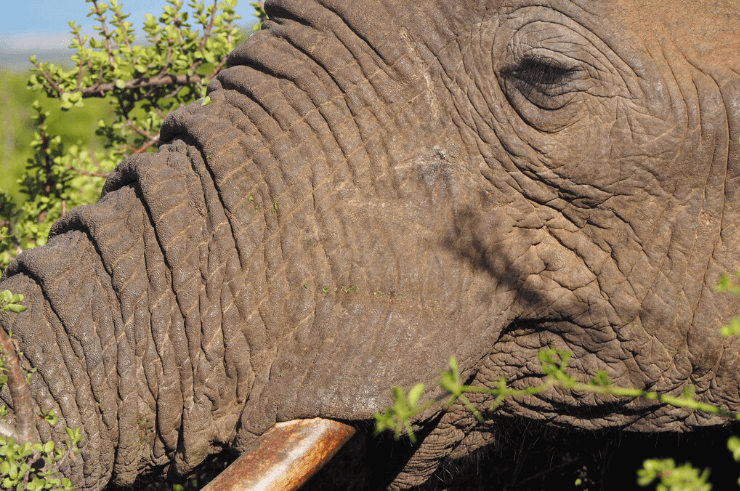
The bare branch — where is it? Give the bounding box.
[74,30,86,92]
[133,134,160,154]
[80,73,207,98]
[125,120,160,153]
[88,153,105,172]
[126,119,155,140]
[199,0,219,51]
[157,45,173,78]
[67,166,110,178]
[163,83,187,100]
[114,10,133,53]
[208,56,228,81]
[91,0,117,67]
[33,63,64,96]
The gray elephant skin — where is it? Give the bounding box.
[1,0,739,489]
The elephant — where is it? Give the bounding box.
[1,0,739,489]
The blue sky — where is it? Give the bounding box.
[0,0,258,69]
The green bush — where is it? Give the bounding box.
[0,71,112,204]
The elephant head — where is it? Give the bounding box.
[1,0,739,489]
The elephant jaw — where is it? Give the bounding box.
[201,418,355,491]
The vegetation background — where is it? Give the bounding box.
[0,0,258,202]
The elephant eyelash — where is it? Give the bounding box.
[505,57,577,88]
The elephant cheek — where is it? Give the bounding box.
[232,196,516,443]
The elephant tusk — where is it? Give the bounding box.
[202,418,356,491]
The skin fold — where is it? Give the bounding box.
[0,0,738,489]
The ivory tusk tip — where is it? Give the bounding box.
[202,418,356,491]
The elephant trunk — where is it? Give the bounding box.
[0,1,441,488]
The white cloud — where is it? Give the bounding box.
[0,32,81,52]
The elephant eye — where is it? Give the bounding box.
[507,57,576,89]
[502,57,579,111]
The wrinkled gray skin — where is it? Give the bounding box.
[1,0,739,489]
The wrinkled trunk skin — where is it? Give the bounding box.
[0,1,482,487]
[1,0,740,489]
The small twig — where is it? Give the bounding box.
[163,83,188,100]
[157,45,173,78]
[199,0,219,51]
[66,166,110,178]
[117,96,132,121]
[35,56,207,100]
[91,0,117,67]
[517,458,579,485]
[88,153,104,172]
[84,73,207,98]
[33,63,64,96]
[114,10,133,53]
[208,56,228,80]
[133,134,160,154]
[140,84,158,103]
[126,119,155,140]
[74,30,86,92]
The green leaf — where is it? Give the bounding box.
[728,436,740,461]
[407,383,425,407]
[721,316,740,338]
[590,370,610,386]
[44,410,58,425]
[43,441,55,454]
[201,95,212,106]
[637,459,710,491]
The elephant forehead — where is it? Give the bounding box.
[462,0,740,63]
[616,0,740,58]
